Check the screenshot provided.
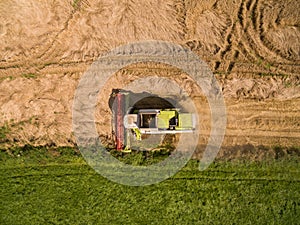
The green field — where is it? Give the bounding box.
[0,146,300,225]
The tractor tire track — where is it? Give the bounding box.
[237,0,299,76]
[36,3,84,62]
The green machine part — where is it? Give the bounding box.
[157,110,176,129]
[178,113,194,130]
[132,128,141,141]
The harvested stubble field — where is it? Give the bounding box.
[0,0,299,151]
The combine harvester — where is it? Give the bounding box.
[111,90,196,152]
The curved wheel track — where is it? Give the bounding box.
[236,0,299,75]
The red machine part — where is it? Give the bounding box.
[115,93,124,150]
